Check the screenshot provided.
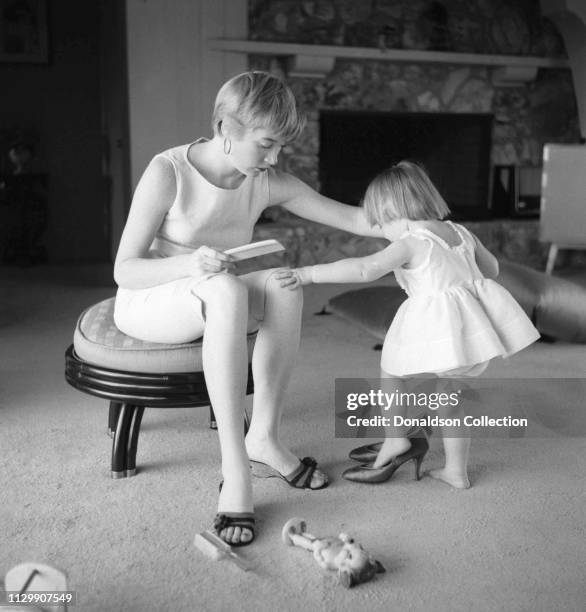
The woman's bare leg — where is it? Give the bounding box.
[244,273,327,488]
[193,274,253,543]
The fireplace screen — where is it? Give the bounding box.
[319,110,493,220]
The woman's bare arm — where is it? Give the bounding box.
[114,157,232,289]
[268,170,384,238]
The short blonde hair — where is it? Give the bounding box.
[212,71,306,142]
[362,161,450,226]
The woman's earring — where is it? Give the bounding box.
[223,137,231,155]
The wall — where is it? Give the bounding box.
[248,0,580,196]
[542,0,586,137]
[100,0,131,263]
[0,0,107,262]
[125,0,247,188]
[1,0,249,263]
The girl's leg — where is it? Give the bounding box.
[192,274,254,542]
[429,376,472,489]
[244,271,327,489]
[373,371,413,468]
[429,437,471,489]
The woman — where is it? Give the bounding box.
[114,71,382,546]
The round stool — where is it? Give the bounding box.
[65,297,256,478]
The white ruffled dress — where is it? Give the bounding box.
[381,222,540,376]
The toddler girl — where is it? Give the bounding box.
[276,161,540,489]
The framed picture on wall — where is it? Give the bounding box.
[0,0,48,63]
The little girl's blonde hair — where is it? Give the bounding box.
[363,161,450,226]
[212,71,306,142]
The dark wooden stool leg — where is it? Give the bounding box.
[125,406,145,477]
[108,401,122,438]
[111,403,133,479]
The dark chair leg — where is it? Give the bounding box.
[125,406,145,477]
[108,401,122,438]
[111,403,134,479]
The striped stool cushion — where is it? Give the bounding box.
[73,297,257,373]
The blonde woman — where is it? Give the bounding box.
[113,71,381,545]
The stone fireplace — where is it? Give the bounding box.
[244,0,581,269]
[319,109,493,219]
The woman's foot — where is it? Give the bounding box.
[213,513,256,547]
[245,436,328,489]
[372,437,412,468]
[428,467,470,489]
[216,472,254,545]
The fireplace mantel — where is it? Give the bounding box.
[209,39,569,83]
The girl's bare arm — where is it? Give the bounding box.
[276,239,413,289]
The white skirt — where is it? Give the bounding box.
[114,269,275,344]
[381,279,540,377]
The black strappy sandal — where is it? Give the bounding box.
[250,456,329,490]
[213,512,256,547]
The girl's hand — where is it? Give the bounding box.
[188,246,235,276]
[274,267,312,290]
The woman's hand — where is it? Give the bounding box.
[274,267,312,290]
[188,246,235,277]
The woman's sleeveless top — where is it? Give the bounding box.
[150,141,271,256]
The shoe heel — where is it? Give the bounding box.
[413,455,424,481]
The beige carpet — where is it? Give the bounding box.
[1,264,585,612]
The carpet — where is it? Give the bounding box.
[1,267,585,612]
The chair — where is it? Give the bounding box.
[65,297,256,478]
